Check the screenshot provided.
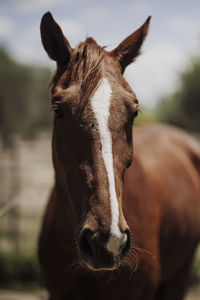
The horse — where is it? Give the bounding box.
[39,12,200,300]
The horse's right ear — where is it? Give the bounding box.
[40,12,72,64]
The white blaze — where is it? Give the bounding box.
[90,78,124,254]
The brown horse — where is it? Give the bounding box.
[39,12,200,300]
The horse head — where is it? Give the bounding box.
[40,12,150,271]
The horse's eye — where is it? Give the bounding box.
[54,107,64,119]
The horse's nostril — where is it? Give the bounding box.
[121,229,131,257]
[79,229,94,259]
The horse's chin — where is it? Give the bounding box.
[80,259,119,272]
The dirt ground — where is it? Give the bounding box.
[0,290,47,300]
[0,288,200,300]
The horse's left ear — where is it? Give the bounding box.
[111,16,151,73]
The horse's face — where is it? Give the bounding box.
[41,12,150,271]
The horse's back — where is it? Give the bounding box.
[134,124,200,169]
[133,124,200,206]
[124,124,200,281]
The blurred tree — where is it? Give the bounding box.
[0,47,52,145]
[157,56,200,132]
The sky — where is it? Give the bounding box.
[0,0,200,108]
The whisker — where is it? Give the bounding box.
[129,266,134,280]
[107,270,114,282]
[133,246,155,259]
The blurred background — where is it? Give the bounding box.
[0,0,200,299]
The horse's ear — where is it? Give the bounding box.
[111,16,151,73]
[40,12,72,64]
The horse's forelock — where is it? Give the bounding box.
[52,39,105,108]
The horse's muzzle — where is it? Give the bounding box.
[77,228,130,271]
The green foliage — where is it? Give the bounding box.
[0,47,52,146]
[0,252,42,289]
[157,56,200,132]
[135,110,157,126]
[190,256,200,287]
